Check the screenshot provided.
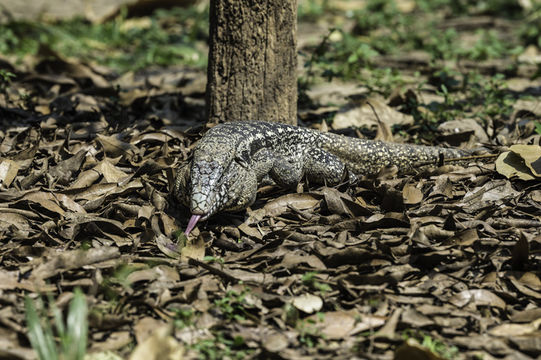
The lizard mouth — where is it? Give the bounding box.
[184,214,203,236]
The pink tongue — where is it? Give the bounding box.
[184,214,202,236]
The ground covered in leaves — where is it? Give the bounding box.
[1,1,541,359]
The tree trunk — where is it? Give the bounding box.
[206,0,297,125]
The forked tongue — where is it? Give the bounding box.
[184,214,202,236]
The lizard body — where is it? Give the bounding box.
[174,121,474,234]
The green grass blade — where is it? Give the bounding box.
[48,293,66,339]
[24,296,59,360]
[65,288,88,360]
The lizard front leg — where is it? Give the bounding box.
[250,148,304,188]
[221,164,259,212]
[251,148,346,189]
[173,163,190,207]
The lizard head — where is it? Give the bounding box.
[174,127,257,236]
[175,156,258,236]
[189,160,225,218]
[175,159,227,236]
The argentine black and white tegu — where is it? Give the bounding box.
[173,121,473,235]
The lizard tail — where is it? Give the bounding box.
[321,132,474,177]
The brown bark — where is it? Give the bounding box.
[206,0,297,125]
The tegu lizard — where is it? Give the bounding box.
[174,121,475,235]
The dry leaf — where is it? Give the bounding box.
[262,331,289,353]
[395,338,446,360]
[0,159,20,187]
[261,193,320,217]
[496,151,536,180]
[180,235,206,261]
[510,144,541,177]
[489,318,541,337]
[129,324,184,360]
[332,98,414,130]
[449,289,506,309]
[308,310,358,339]
[402,183,423,205]
[96,160,130,183]
[97,134,138,159]
[291,294,323,314]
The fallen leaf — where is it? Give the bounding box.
[291,294,323,314]
[496,151,536,180]
[30,247,121,281]
[449,289,506,309]
[129,324,184,360]
[332,98,414,130]
[262,193,320,217]
[509,144,541,177]
[307,310,358,339]
[181,234,206,261]
[97,134,138,159]
[489,318,541,337]
[262,331,289,353]
[134,317,168,344]
[438,118,489,143]
[395,338,446,360]
[403,183,423,205]
[96,159,130,183]
[0,159,19,187]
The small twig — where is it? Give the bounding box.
[187,258,239,283]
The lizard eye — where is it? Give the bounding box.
[234,150,250,168]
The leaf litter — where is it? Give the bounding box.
[0,13,541,360]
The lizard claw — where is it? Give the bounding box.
[185,214,202,236]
